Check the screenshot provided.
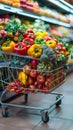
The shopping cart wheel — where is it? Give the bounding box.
[41,111,49,123]
[56,95,62,107]
[2,108,9,117]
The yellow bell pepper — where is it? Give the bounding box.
[46,40,56,49]
[42,31,49,38]
[18,71,28,85]
[0,25,4,30]
[1,40,15,53]
[36,31,49,39]
[27,44,42,58]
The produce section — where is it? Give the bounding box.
[0,0,73,123]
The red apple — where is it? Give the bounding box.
[37,75,45,84]
[30,70,38,78]
[28,85,35,92]
[30,59,38,69]
[57,42,63,47]
[61,47,66,51]
[34,81,43,90]
[28,77,34,85]
[23,65,31,75]
[56,43,63,51]
[14,86,18,91]
[45,80,52,88]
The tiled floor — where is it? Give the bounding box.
[0,72,73,130]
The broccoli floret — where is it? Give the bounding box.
[40,45,56,62]
[40,53,48,62]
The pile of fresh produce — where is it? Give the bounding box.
[0,15,70,62]
[0,15,71,93]
[6,65,65,93]
[6,79,26,93]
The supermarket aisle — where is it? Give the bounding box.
[0,72,73,130]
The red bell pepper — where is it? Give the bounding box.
[22,37,34,49]
[14,42,27,55]
[24,29,35,39]
[44,36,52,41]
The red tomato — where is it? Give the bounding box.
[61,47,66,51]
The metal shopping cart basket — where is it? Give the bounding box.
[0,51,66,123]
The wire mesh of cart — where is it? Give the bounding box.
[0,51,66,123]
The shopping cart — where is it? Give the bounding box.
[0,51,65,123]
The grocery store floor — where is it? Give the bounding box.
[0,72,73,130]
